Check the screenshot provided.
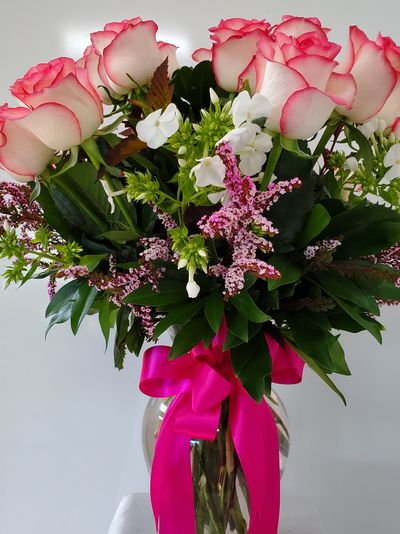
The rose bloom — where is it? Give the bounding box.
[78,17,179,102]
[335,27,398,126]
[0,104,54,182]
[11,57,103,148]
[194,16,356,139]
[0,57,103,181]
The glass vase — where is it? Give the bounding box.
[142,391,290,534]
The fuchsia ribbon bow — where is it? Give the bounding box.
[140,324,304,534]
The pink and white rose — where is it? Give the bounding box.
[79,17,179,101]
[195,16,355,139]
[11,57,103,148]
[369,34,400,132]
[0,104,54,182]
[335,27,398,124]
[192,18,271,63]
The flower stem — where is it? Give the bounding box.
[104,176,143,239]
[260,137,282,191]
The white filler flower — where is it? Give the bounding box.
[190,156,226,188]
[186,267,201,299]
[136,103,180,149]
[383,144,400,182]
[231,90,272,127]
[221,123,273,176]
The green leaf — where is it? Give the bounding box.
[287,341,347,405]
[311,278,384,342]
[286,313,333,371]
[328,335,351,375]
[345,124,374,174]
[268,255,302,290]
[153,298,206,339]
[99,298,113,347]
[230,291,271,323]
[227,309,249,342]
[30,179,41,203]
[114,306,131,369]
[338,221,400,257]
[279,136,316,159]
[296,204,331,247]
[70,284,98,335]
[204,291,225,333]
[80,254,108,272]
[99,230,137,243]
[231,332,272,402]
[355,276,400,301]
[313,271,380,315]
[126,318,145,356]
[46,279,84,318]
[169,315,213,359]
[324,201,400,236]
[268,174,314,243]
[331,297,383,343]
[124,281,188,307]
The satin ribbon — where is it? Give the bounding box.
[140,324,304,534]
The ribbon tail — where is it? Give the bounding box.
[230,384,280,534]
[150,394,196,534]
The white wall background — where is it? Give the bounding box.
[0,1,399,533]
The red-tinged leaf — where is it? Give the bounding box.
[146,58,174,111]
[105,135,147,166]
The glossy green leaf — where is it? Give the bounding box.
[296,204,331,247]
[99,298,112,347]
[153,298,206,339]
[70,284,98,335]
[204,291,225,333]
[287,341,347,405]
[169,315,213,359]
[231,332,272,402]
[46,279,84,318]
[80,254,108,272]
[230,291,271,323]
[227,309,249,342]
[268,255,302,290]
[314,271,380,315]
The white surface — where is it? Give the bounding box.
[107,494,327,534]
[0,2,400,534]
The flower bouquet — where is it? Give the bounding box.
[2,14,400,534]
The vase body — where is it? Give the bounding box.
[142,391,290,534]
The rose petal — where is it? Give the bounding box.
[212,31,265,92]
[273,17,326,38]
[338,42,397,122]
[326,72,357,109]
[17,102,82,150]
[392,118,400,138]
[0,117,53,177]
[287,55,337,90]
[280,87,336,139]
[91,30,117,55]
[336,25,369,74]
[103,21,162,88]
[17,73,102,141]
[192,48,212,62]
[376,77,400,127]
[158,42,179,76]
[258,61,308,132]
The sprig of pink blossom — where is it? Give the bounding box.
[199,142,301,296]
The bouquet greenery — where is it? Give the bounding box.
[1,15,400,409]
